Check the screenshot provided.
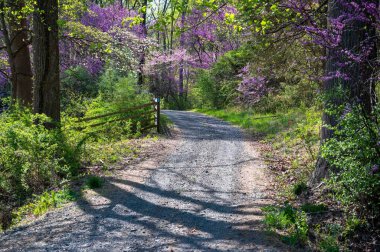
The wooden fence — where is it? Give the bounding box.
[73,98,161,133]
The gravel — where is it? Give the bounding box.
[0,110,288,252]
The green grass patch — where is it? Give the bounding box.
[263,204,309,246]
[11,189,78,227]
[194,108,306,137]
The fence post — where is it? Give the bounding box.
[155,97,161,133]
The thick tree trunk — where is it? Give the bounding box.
[10,1,33,105]
[0,0,33,106]
[311,0,378,184]
[33,0,60,123]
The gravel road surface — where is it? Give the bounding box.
[0,110,287,251]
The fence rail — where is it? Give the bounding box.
[73,99,161,133]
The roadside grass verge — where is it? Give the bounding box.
[194,108,306,137]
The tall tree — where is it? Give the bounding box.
[137,0,148,86]
[33,0,61,122]
[312,0,378,184]
[178,2,186,98]
[0,0,33,105]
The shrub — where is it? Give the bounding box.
[0,105,81,211]
[61,66,99,117]
[322,105,380,220]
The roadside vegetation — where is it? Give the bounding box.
[0,67,158,231]
[188,2,379,249]
[0,0,378,251]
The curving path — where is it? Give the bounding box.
[0,110,287,251]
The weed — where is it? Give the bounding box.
[293,182,308,196]
[11,189,77,226]
[85,176,103,189]
[319,235,340,252]
[316,224,342,252]
[263,204,309,246]
[301,203,328,213]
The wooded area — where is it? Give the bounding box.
[0,0,379,251]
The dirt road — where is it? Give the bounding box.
[0,110,287,251]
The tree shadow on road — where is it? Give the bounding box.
[68,177,287,251]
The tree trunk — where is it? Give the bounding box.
[137,0,148,87]
[33,0,60,123]
[0,0,33,106]
[10,1,33,106]
[311,0,378,184]
[178,6,186,98]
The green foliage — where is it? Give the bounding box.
[292,182,308,196]
[0,104,81,209]
[316,224,342,252]
[90,68,151,111]
[61,66,99,116]
[318,234,340,252]
[67,68,154,141]
[321,105,380,220]
[12,189,77,226]
[343,215,365,238]
[0,68,152,228]
[85,176,103,189]
[191,46,252,109]
[301,203,328,214]
[191,70,219,108]
[195,108,306,137]
[263,204,309,246]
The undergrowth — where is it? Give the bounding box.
[199,105,379,250]
[262,204,308,246]
[0,72,160,230]
[10,189,78,228]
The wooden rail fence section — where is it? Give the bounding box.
[74,98,161,133]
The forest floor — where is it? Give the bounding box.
[0,110,291,251]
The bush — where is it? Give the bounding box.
[0,105,81,211]
[322,105,380,220]
[61,67,99,117]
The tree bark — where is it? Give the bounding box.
[137,0,148,87]
[178,4,186,98]
[0,0,33,106]
[32,0,60,123]
[311,0,378,184]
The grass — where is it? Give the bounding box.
[293,182,308,196]
[194,108,306,137]
[301,203,328,213]
[262,204,309,246]
[11,189,78,228]
[85,176,103,189]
